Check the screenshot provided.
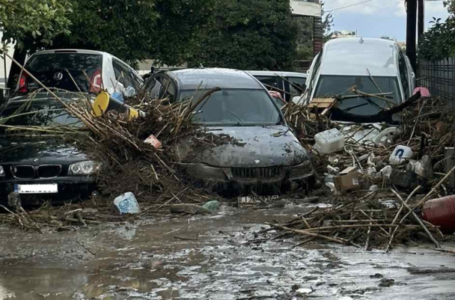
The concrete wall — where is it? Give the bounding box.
[290,0,322,18]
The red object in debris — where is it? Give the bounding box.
[144,134,162,149]
[413,87,431,97]
[422,195,455,232]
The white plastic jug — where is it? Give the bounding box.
[314,129,345,155]
[389,145,413,165]
[114,192,141,214]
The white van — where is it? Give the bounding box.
[296,38,415,117]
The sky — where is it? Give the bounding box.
[325,0,450,41]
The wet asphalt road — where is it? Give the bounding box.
[1,204,455,300]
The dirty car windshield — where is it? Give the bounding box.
[314,75,401,116]
[180,89,281,126]
[0,101,83,128]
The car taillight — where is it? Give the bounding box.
[90,69,103,93]
[18,73,27,93]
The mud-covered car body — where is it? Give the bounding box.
[144,68,315,193]
[0,94,99,203]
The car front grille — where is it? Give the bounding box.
[11,165,35,179]
[10,165,63,179]
[38,165,62,178]
[231,167,284,179]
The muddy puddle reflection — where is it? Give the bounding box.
[1,204,455,300]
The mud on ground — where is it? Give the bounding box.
[1,204,455,300]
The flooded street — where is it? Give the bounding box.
[1,204,455,300]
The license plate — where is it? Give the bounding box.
[15,184,58,194]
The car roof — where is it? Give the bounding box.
[247,71,308,78]
[319,38,400,77]
[31,49,110,56]
[167,68,264,90]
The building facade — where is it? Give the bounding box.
[290,0,323,70]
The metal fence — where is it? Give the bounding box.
[420,58,455,107]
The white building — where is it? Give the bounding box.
[0,31,15,89]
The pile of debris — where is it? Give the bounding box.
[264,93,455,250]
[0,87,229,231]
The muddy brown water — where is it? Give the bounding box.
[1,204,455,300]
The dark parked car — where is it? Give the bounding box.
[144,68,315,194]
[0,94,100,203]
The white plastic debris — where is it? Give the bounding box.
[369,185,379,192]
[389,145,413,165]
[314,128,345,155]
[380,165,393,179]
[327,165,340,175]
[374,127,401,146]
[114,192,141,214]
[407,155,433,179]
[296,288,313,294]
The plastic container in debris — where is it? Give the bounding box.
[114,192,141,214]
[314,129,345,155]
[202,200,220,212]
[407,155,433,180]
[389,145,413,165]
[422,195,455,232]
[380,166,393,179]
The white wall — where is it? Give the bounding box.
[290,1,322,18]
[0,32,15,88]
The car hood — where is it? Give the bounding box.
[177,125,310,168]
[0,135,87,165]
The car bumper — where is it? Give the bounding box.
[0,176,97,201]
[178,161,315,190]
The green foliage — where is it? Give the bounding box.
[51,0,214,65]
[419,2,455,61]
[0,0,72,49]
[419,17,455,61]
[321,1,334,42]
[187,0,299,70]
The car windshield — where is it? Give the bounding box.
[0,101,83,128]
[314,75,401,116]
[180,89,281,126]
[23,53,103,94]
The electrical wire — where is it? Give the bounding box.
[325,0,374,13]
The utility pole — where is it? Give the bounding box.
[406,0,418,72]
[418,0,425,40]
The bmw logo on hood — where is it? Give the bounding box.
[53,72,64,81]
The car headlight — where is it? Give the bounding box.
[0,166,4,177]
[68,161,102,175]
[289,160,314,179]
